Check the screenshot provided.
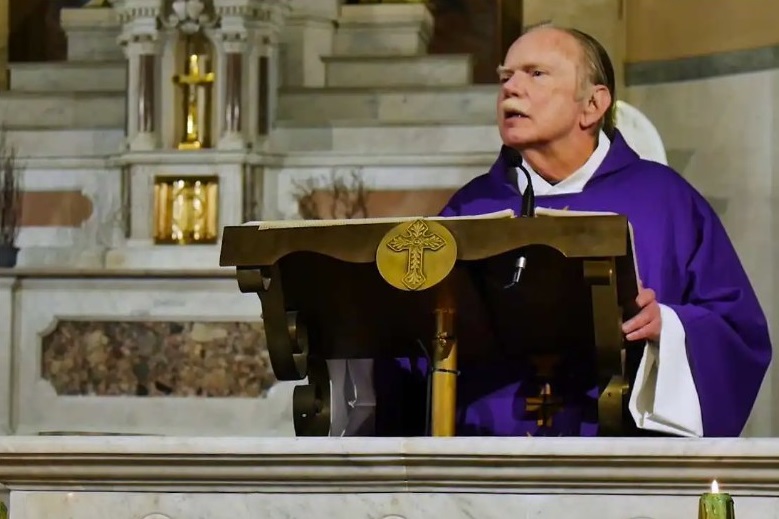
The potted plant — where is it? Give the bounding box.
[0,126,23,268]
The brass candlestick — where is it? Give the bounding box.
[174,53,214,150]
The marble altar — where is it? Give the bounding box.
[0,269,300,437]
[1,436,779,518]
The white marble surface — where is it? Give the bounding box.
[1,436,779,495]
[0,92,124,128]
[265,161,490,219]
[9,61,126,93]
[278,85,496,124]
[10,491,772,519]
[334,3,433,57]
[324,55,472,88]
[7,129,125,158]
[279,0,340,88]
[60,8,123,62]
[5,275,300,437]
[271,122,502,153]
[0,278,14,435]
[104,242,225,270]
[14,166,124,268]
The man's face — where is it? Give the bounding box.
[497,28,586,148]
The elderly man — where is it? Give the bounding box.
[373,26,772,437]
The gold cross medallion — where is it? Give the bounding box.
[376,219,457,291]
[525,383,564,428]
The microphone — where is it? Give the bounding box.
[500,145,535,217]
[500,145,533,289]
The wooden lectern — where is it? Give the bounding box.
[219,211,643,437]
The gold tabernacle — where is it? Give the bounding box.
[153,175,218,245]
[174,53,214,150]
[220,214,643,437]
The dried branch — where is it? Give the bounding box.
[0,126,24,247]
[291,168,369,220]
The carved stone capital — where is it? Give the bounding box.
[116,0,162,48]
[116,0,162,24]
[218,29,248,53]
[215,0,291,33]
[119,32,160,57]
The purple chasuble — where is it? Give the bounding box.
[373,130,772,437]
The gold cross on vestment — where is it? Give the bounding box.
[525,383,564,427]
[387,220,446,290]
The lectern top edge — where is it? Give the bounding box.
[219,211,632,268]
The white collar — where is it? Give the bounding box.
[516,131,610,196]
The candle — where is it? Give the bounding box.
[699,480,735,519]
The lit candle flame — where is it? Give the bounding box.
[711,479,719,493]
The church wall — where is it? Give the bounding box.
[626,0,779,63]
[521,0,626,97]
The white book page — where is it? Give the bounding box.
[537,206,639,288]
[243,209,516,230]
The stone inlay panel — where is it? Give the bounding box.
[41,321,275,397]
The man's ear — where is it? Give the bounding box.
[581,85,611,130]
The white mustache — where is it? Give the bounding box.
[501,98,528,115]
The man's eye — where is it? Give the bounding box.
[531,70,544,77]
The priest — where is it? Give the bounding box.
[373,25,772,437]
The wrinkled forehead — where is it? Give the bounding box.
[502,28,582,72]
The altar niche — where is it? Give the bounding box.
[171,32,217,150]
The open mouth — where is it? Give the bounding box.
[504,109,527,120]
[501,99,528,120]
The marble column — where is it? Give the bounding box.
[125,37,160,151]
[137,51,157,135]
[218,35,246,150]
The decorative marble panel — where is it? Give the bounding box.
[41,321,276,397]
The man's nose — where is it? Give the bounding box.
[502,73,525,97]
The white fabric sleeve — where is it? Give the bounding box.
[628,304,704,437]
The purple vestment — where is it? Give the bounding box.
[374,131,772,437]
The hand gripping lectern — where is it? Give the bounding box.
[219,210,643,437]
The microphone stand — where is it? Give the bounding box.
[501,145,535,288]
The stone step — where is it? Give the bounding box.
[278,85,497,124]
[323,54,472,88]
[7,128,125,158]
[9,61,126,92]
[333,3,432,57]
[271,121,501,154]
[0,91,125,128]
